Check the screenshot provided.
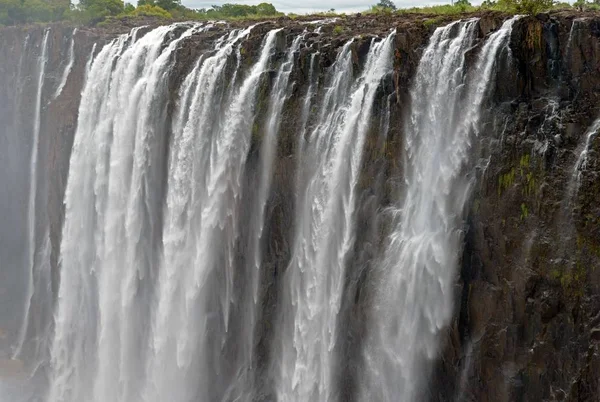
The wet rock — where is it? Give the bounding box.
[1,11,600,402]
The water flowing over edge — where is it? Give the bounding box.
[1,15,574,402]
[361,16,520,402]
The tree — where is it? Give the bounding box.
[138,0,180,11]
[376,0,397,10]
[455,0,472,10]
[132,3,171,18]
[255,2,276,15]
[79,0,124,18]
[497,0,554,13]
[0,0,69,24]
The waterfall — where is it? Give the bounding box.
[0,14,563,402]
[148,25,255,402]
[274,31,395,402]
[13,28,50,361]
[228,32,304,401]
[48,23,202,402]
[362,17,519,402]
[47,23,286,402]
[52,28,77,100]
[148,26,281,402]
[573,117,600,186]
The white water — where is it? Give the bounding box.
[221,32,305,401]
[573,117,600,185]
[48,23,203,402]
[13,29,50,361]
[48,23,283,402]
[566,18,586,61]
[0,17,533,402]
[147,26,282,402]
[362,17,519,402]
[52,29,77,100]
[251,33,302,307]
[274,31,395,402]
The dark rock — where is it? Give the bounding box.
[2,10,600,402]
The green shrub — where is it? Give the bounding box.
[495,0,555,14]
[396,3,476,15]
[131,4,171,18]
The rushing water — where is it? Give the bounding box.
[573,117,600,186]
[52,29,77,100]
[0,16,537,402]
[361,16,519,402]
[13,29,51,362]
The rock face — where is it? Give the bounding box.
[0,11,599,401]
[431,14,600,402]
[0,25,101,356]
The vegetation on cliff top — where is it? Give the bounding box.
[370,0,600,15]
[1,0,599,27]
[0,1,283,25]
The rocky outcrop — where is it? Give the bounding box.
[428,13,600,402]
[0,11,599,400]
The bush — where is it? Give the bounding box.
[131,4,171,18]
[494,0,555,13]
[138,0,180,11]
[375,0,397,10]
[396,3,476,15]
[80,0,124,17]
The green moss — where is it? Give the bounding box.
[498,167,516,195]
[498,153,541,200]
[332,25,344,36]
[524,172,536,197]
[576,234,600,261]
[519,153,530,175]
[549,266,585,298]
[520,203,529,220]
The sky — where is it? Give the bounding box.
[183,0,454,14]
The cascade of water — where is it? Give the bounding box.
[294,52,320,198]
[274,31,395,402]
[144,24,252,401]
[52,29,77,100]
[145,27,280,402]
[362,17,519,402]
[566,18,585,62]
[48,23,201,402]
[84,43,97,78]
[27,228,52,368]
[251,33,302,307]
[223,32,304,401]
[573,117,600,186]
[13,29,50,361]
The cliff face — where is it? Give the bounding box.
[428,13,600,402]
[0,11,599,401]
[0,26,94,353]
